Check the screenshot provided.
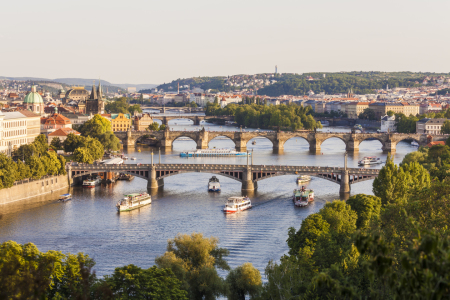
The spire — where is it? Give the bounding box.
[97,79,103,100]
[90,80,97,100]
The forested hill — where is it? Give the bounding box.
[147,72,449,96]
[146,76,232,93]
[257,72,446,96]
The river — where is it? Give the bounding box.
[0,120,417,278]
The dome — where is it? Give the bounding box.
[24,86,44,104]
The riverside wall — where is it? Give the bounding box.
[0,175,69,205]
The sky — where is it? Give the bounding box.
[1,0,449,84]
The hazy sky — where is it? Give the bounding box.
[1,0,449,84]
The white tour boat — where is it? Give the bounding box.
[297,175,311,184]
[293,186,314,207]
[59,193,72,202]
[208,176,221,192]
[358,156,382,166]
[180,149,250,157]
[223,196,252,213]
[411,141,419,147]
[116,192,152,212]
[131,157,137,160]
[83,177,101,188]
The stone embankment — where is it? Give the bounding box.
[0,175,69,205]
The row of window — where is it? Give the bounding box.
[42,178,58,186]
[5,120,27,128]
[4,129,26,137]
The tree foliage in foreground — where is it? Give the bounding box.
[155,232,230,300]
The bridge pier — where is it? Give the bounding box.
[346,140,359,153]
[162,117,168,125]
[242,168,256,192]
[193,117,201,126]
[273,140,284,154]
[235,138,247,152]
[309,140,321,153]
[339,170,350,195]
[382,141,396,154]
[147,166,164,190]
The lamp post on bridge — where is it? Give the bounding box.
[159,147,161,164]
[151,151,154,166]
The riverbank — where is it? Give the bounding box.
[0,175,69,205]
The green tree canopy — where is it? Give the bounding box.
[441,120,450,134]
[79,114,112,138]
[49,137,63,151]
[98,131,121,151]
[226,262,262,300]
[155,233,230,300]
[346,194,382,230]
[104,264,188,300]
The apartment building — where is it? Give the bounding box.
[0,110,41,156]
[416,118,447,134]
[345,102,369,119]
[134,113,154,131]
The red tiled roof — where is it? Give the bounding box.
[48,128,81,137]
[427,141,446,147]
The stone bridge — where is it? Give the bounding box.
[115,129,447,153]
[150,115,233,125]
[69,162,380,194]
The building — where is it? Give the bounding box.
[369,102,420,119]
[346,102,369,119]
[0,110,41,156]
[111,113,132,132]
[190,93,215,107]
[64,87,90,101]
[85,81,105,115]
[60,113,92,126]
[380,115,396,132]
[23,85,44,115]
[47,128,81,145]
[314,101,326,114]
[416,118,447,135]
[134,113,153,131]
[41,112,72,136]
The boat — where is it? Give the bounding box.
[358,156,383,166]
[118,173,135,181]
[292,186,314,207]
[116,192,152,212]
[123,156,129,160]
[208,176,221,192]
[223,196,252,213]
[411,141,419,147]
[321,120,330,127]
[83,177,101,188]
[131,157,137,160]
[180,149,250,157]
[59,193,72,202]
[252,141,256,145]
[297,175,311,184]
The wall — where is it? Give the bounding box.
[0,175,69,205]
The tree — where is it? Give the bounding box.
[14,143,36,159]
[63,133,85,153]
[226,263,262,300]
[159,124,166,131]
[16,160,31,181]
[0,153,18,188]
[98,131,121,151]
[26,155,46,179]
[346,194,382,230]
[128,104,142,115]
[73,147,94,164]
[84,136,105,161]
[105,265,188,300]
[0,241,102,300]
[441,120,450,134]
[373,154,410,205]
[155,232,230,300]
[386,110,395,117]
[358,108,376,120]
[58,155,67,175]
[148,122,160,131]
[105,97,130,114]
[33,134,49,156]
[79,114,112,138]
[49,137,63,151]
[41,151,61,176]
[287,214,330,256]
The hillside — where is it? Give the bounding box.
[153,72,450,96]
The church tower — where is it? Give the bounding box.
[86,80,104,115]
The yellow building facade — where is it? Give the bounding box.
[111,113,132,132]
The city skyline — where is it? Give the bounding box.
[1,0,449,84]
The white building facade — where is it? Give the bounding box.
[0,111,41,156]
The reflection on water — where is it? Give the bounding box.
[0,124,417,277]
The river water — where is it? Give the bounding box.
[0,120,416,277]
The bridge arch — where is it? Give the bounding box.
[282,136,311,151]
[208,135,236,148]
[246,136,276,149]
[166,117,195,125]
[156,170,243,182]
